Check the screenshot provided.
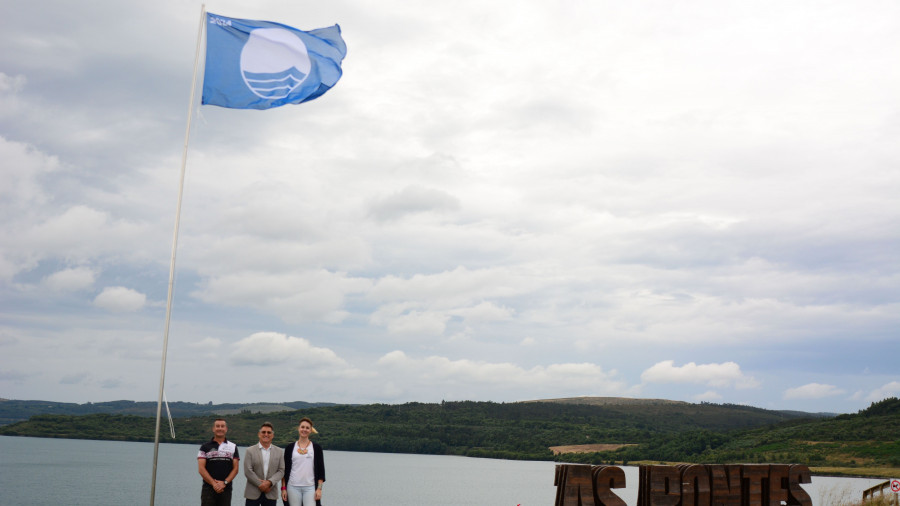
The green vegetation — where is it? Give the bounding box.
[561,398,900,476]
[1,397,897,477]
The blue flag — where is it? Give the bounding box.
[202,13,347,110]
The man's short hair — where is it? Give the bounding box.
[259,422,274,431]
[213,417,227,424]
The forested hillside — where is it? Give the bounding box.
[0,399,814,457]
[563,397,900,471]
[2,397,896,476]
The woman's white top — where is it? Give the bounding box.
[288,441,315,487]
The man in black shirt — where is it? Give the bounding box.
[197,418,240,506]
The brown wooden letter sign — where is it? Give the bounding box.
[554,463,812,506]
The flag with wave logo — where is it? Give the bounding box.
[202,13,347,110]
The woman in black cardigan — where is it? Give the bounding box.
[281,417,325,506]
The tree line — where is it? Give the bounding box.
[1,398,897,472]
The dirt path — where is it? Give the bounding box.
[549,443,636,454]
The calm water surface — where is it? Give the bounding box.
[0,436,887,505]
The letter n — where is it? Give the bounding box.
[741,464,769,506]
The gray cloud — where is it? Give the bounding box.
[368,185,460,222]
[0,0,896,411]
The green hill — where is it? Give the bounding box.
[0,398,816,456]
[562,397,900,473]
[2,397,896,477]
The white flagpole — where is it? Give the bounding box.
[150,4,206,505]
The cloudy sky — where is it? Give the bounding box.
[1,0,898,414]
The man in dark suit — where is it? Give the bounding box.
[243,422,286,506]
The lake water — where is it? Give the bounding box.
[0,435,888,505]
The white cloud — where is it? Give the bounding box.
[0,72,27,93]
[193,270,370,324]
[366,267,531,336]
[694,390,723,401]
[783,383,845,400]
[451,301,514,323]
[42,267,96,292]
[229,332,354,375]
[369,266,531,306]
[370,306,450,336]
[93,286,146,312]
[0,136,61,279]
[32,206,109,246]
[375,350,627,400]
[865,381,900,402]
[368,300,510,337]
[18,205,155,267]
[368,184,460,221]
[641,360,760,389]
[0,134,58,203]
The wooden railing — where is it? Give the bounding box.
[862,480,899,505]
